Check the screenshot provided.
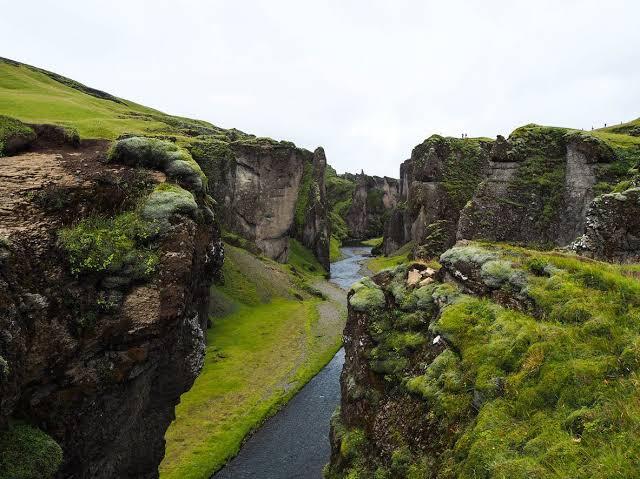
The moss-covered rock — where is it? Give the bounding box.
[349,277,386,312]
[0,422,63,479]
[140,183,198,226]
[0,115,36,156]
[107,137,207,192]
[58,211,159,278]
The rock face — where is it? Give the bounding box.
[301,147,331,270]
[382,135,491,256]
[457,127,615,247]
[573,187,640,262]
[191,138,329,268]
[382,126,633,259]
[344,172,399,240]
[0,134,222,478]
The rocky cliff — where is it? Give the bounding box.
[382,124,640,262]
[0,124,222,478]
[343,172,399,241]
[327,242,640,478]
[383,135,490,256]
[326,168,399,245]
[190,136,330,270]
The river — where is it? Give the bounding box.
[212,246,371,479]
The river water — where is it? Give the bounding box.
[212,246,371,479]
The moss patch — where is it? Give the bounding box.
[0,421,63,479]
[58,211,159,277]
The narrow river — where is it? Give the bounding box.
[212,246,371,479]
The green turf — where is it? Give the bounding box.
[366,241,415,273]
[0,59,226,141]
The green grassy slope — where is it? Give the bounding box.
[160,241,344,479]
[0,57,232,141]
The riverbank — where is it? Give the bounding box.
[159,242,346,479]
[212,246,372,479]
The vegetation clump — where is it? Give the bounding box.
[140,183,198,227]
[58,211,159,277]
[349,277,386,312]
[107,137,207,192]
[340,243,640,479]
[0,421,63,479]
[0,115,35,156]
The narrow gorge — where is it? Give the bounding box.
[2,52,640,479]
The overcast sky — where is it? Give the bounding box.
[3,0,639,176]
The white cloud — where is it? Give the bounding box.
[2,0,639,176]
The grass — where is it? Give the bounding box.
[361,237,383,247]
[333,242,640,478]
[0,58,228,142]
[160,244,342,479]
[366,241,415,273]
[330,236,343,262]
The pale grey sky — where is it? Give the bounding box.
[3,0,639,176]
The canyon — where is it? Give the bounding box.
[1,54,640,479]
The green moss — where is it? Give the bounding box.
[294,161,314,230]
[0,421,63,479]
[0,115,35,156]
[58,211,159,277]
[188,138,235,191]
[330,236,343,262]
[140,183,198,226]
[350,278,386,312]
[108,137,207,191]
[413,135,490,210]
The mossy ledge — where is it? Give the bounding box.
[329,242,640,479]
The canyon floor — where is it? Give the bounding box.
[160,246,370,479]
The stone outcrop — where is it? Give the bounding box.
[344,172,399,240]
[381,126,636,260]
[0,133,222,478]
[457,127,615,247]
[301,147,331,270]
[190,137,329,268]
[572,187,640,262]
[327,242,640,478]
[382,135,491,256]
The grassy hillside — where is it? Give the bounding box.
[0,57,232,141]
[160,241,345,479]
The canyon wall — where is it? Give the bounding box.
[0,129,222,478]
[383,125,637,261]
[343,173,399,240]
[190,136,330,270]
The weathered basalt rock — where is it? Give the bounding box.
[0,133,222,478]
[382,136,491,257]
[192,138,329,267]
[344,173,399,240]
[457,127,615,247]
[572,187,640,262]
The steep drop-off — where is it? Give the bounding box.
[0,126,222,478]
[382,122,640,262]
[328,243,640,478]
[0,57,329,269]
